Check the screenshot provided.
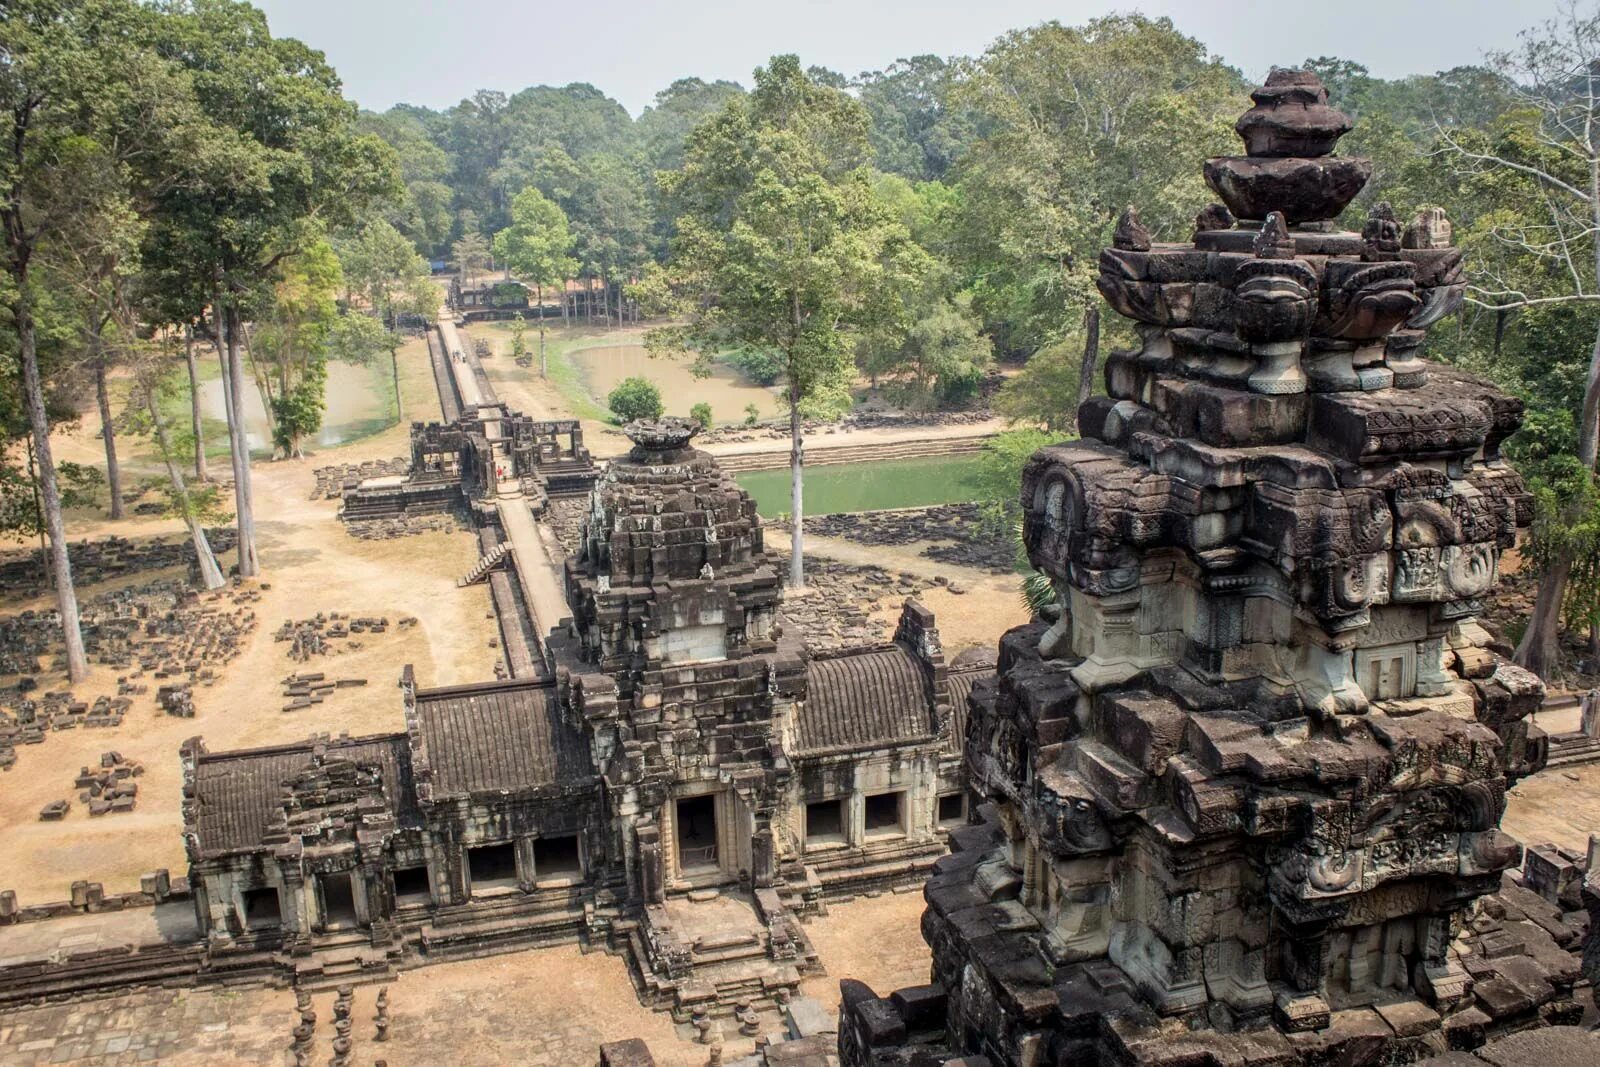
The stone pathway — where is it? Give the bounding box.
[0,904,197,967]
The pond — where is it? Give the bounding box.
[735,454,987,517]
[199,361,395,454]
[569,344,781,425]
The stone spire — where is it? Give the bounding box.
[871,68,1552,1066]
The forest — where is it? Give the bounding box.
[8,0,1600,683]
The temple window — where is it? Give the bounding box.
[534,835,583,883]
[864,791,906,838]
[392,866,431,907]
[937,792,966,827]
[242,887,281,930]
[805,799,846,848]
[468,842,520,896]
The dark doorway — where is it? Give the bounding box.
[805,799,845,846]
[319,873,358,928]
[392,866,431,906]
[675,795,719,871]
[938,792,966,826]
[534,835,583,881]
[864,791,905,837]
[468,842,520,894]
[242,887,281,930]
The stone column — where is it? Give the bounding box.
[751,824,776,889]
[638,824,666,904]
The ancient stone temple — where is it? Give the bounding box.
[842,71,1565,1065]
[180,418,986,1016]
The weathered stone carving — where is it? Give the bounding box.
[856,70,1556,1067]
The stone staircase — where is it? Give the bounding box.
[457,542,510,587]
[1546,730,1600,768]
[713,433,993,474]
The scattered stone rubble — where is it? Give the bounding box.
[0,579,256,686]
[343,511,470,541]
[0,530,237,598]
[799,503,1013,574]
[274,613,405,661]
[74,751,144,816]
[280,671,368,712]
[310,458,409,501]
[778,559,931,652]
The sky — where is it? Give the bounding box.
[253,0,1569,116]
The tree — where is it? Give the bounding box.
[690,401,713,428]
[0,0,178,681]
[1431,2,1600,678]
[607,376,663,422]
[493,188,576,376]
[995,340,1088,433]
[143,0,401,575]
[451,232,491,287]
[338,217,432,417]
[953,17,1244,362]
[251,239,341,458]
[856,55,975,181]
[637,56,926,589]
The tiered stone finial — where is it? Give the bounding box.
[623,416,700,458]
[1203,69,1372,224]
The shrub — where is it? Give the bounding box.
[726,348,783,386]
[743,403,761,427]
[690,402,713,429]
[607,377,664,423]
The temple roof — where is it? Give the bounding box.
[188,734,415,857]
[409,678,592,798]
[796,647,939,756]
[943,664,993,758]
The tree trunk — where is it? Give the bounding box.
[537,282,548,378]
[18,289,88,682]
[94,351,125,520]
[1074,307,1101,434]
[1516,317,1600,677]
[391,345,403,423]
[147,384,224,591]
[185,326,208,483]
[223,301,260,577]
[26,435,50,590]
[789,384,805,591]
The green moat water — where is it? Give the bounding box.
[735,453,985,517]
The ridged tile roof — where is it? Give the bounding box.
[412,679,592,797]
[797,647,936,756]
[190,734,414,856]
[944,666,994,757]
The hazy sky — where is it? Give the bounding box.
[253,0,1567,116]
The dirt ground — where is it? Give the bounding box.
[0,337,499,904]
[0,892,930,1066]
[1503,759,1600,856]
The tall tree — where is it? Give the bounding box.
[451,231,491,287]
[1432,3,1600,678]
[1,0,178,681]
[953,16,1245,364]
[143,0,401,575]
[493,187,576,376]
[637,56,925,588]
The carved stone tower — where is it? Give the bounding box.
[857,71,1552,1065]
[564,416,783,693]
